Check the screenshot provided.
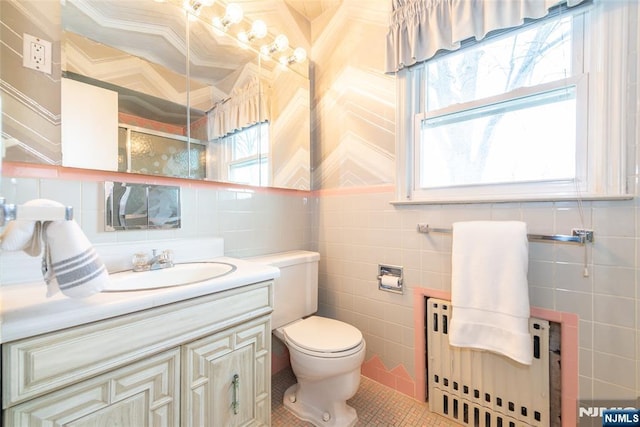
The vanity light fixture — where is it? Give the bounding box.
[279,47,307,65]
[212,2,243,32]
[260,34,289,58]
[176,0,305,68]
[237,19,268,44]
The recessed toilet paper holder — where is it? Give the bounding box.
[378,264,403,294]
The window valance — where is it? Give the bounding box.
[207,77,269,140]
[385,0,589,73]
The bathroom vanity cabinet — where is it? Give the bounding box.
[1,281,273,426]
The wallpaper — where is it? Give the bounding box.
[1,0,61,165]
[310,1,395,189]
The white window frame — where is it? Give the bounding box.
[212,121,269,186]
[394,2,635,204]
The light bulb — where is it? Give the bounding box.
[212,3,243,31]
[274,34,289,52]
[260,45,271,59]
[279,47,308,66]
[252,20,268,39]
[183,0,203,17]
[292,47,307,63]
[238,20,267,45]
[226,3,243,24]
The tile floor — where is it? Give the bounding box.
[271,367,456,426]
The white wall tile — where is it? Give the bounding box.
[1,177,38,204]
[593,204,636,237]
[38,179,81,212]
[593,265,635,298]
[594,295,635,328]
[593,350,636,396]
[594,323,635,359]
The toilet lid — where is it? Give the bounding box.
[284,316,363,353]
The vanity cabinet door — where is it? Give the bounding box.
[3,349,180,427]
[182,315,270,427]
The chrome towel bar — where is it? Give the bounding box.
[0,198,73,226]
[417,223,594,245]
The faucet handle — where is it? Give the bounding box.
[161,249,173,262]
[132,252,149,271]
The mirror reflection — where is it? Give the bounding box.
[105,181,181,231]
[5,0,311,190]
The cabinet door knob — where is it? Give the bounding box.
[232,374,240,415]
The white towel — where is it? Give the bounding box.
[42,220,108,298]
[449,221,533,365]
[0,199,58,255]
[0,199,108,298]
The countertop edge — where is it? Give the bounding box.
[0,257,279,343]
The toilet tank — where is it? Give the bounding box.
[249,251,319,330]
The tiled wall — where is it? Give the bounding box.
[0,167,313,283]
[311,0,640,404]
[313,190,640,401]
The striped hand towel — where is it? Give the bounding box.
[0,198,107,298]
[43,219,108,298]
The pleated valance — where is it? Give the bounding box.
[385,0,589,73]
[207,77,269,140]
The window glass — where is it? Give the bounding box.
[425,16,573,111]
[419,86,577,188]
[217,121,269,186]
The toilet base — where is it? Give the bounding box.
[283,383,358,427]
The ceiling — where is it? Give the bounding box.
[283,0,342,21]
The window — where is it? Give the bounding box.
[118,126,206,179]
[209,122,269,186]
[396,3,632,203]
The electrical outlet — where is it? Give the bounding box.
[23,33,52,75]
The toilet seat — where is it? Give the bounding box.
[283,316,364,358]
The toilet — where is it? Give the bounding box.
[251,251,366,427]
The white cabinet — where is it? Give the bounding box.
[61,77,119,171]
[4,349,180,426]
[183,317,270,426]
[2,281,273,426]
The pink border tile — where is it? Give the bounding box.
[2,162,311,196]
[312,184,394,197]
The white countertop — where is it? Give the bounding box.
[0,257,279,343]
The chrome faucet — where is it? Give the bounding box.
[132,249,174,272]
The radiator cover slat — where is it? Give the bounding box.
[427,298,550,426]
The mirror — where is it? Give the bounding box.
[105,181,181,231]
[4,0,310,190]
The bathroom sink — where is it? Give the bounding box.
[104,261,237,292]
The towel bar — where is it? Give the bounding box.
[0,198,73,226]
[417,223,594,245]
